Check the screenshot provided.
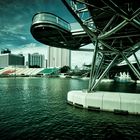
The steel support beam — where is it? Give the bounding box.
[132,19,140,29]
[100,0,140,35]
[91,54,104,87]
[88,39,99,91]
[124,42,140,54]
[130,11,140,30]
[98,20,128,40]
[62,0,97,40]
[133,53,140,70]
[103,15,117,32]
[121,53,140,80]
[106,34,140,39]
[96,54,104,77]
[91,53,119,91]
[99,40,119,52]
[101,0,129,18]
[131,8,140,20]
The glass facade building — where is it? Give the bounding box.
[28,53,45,68]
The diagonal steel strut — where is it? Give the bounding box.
[90,53,119,91]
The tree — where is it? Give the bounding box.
[60,66,70,73]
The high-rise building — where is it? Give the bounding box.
[28,53,45,68]
[0,53,24,67]
[48,47,71,68]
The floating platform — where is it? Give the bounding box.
[67,90,140,115]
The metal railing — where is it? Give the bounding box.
[32,12,71,31]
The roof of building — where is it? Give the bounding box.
[39,68,59,74]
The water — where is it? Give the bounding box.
[0,77,140,140]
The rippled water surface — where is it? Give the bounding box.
[0,77,140,140]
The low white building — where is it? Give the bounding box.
[0,53,24,68]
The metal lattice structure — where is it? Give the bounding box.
[62,0,140,92]
[31,0,140,92]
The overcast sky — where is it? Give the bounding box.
[0,0,76,49]
[0,0,94,68]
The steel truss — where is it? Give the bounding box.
[62,0,140,92]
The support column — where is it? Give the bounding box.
[94,53,104,80]
[90,53,104,89]
[88,39,98,91]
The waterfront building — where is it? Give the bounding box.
[28,53,45,68]
[0,53,24,68]
[48,47,71,68]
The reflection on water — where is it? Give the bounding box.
[97,80,139,93]
[0,77,140,140]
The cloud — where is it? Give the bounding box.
[1,24,26,34]
[11,43,48,59]
[71,50,93,68]
[20,36,27,40]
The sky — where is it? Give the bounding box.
[0,0,93,68]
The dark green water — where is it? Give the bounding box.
[0,77,140,140]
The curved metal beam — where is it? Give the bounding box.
[102,15,117,32]
[62,0,97,40]
[98,20,128,39]
[101,0,129,20]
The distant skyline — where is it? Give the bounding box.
[10,43,93,68]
